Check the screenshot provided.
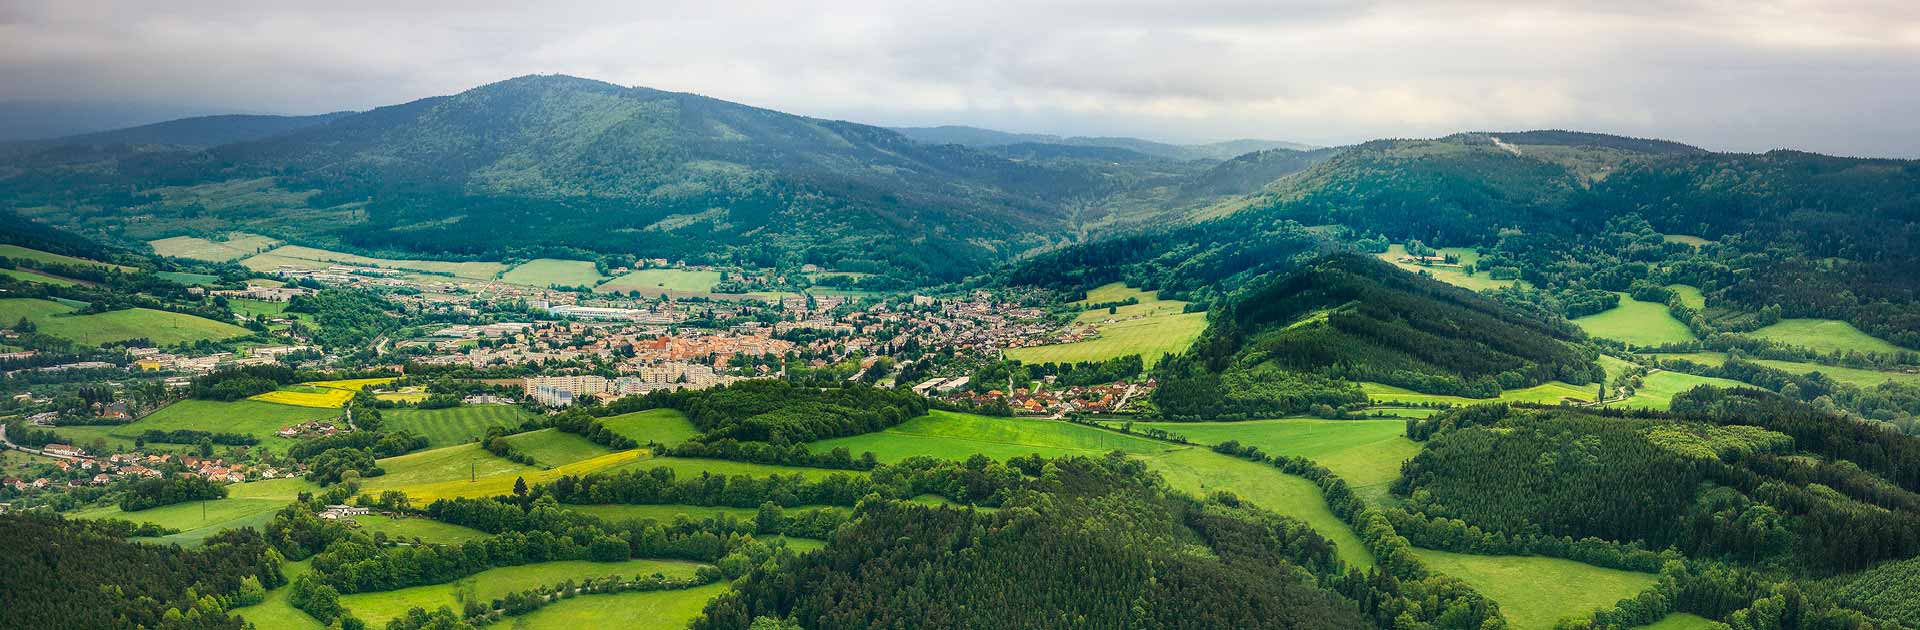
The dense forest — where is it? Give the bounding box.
[0,514,281,630]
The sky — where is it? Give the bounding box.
[3,0,1918,157]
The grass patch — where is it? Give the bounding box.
[368,449,644,504]
[598,409,701,447]
[339,558,708,627]
[149,233,282,262]
[0,298,248,346]
[0,268,78,286]
[1361,381,1597,406]
[1572,293,1695,347]
[1743,318,1911,354]
[57,399,338,454]
[1005,282,1206,368]
[1114,419,1420,503]
[1412,549,1660,630]
[809,410,1178,463]
[1746,358,1920,388]
[566,503,844,525]
[1376,244,1518,291]
[353,514,488,544]
[232,560,324,630]
[1142,448,1374,570]
[385,405,539,447]
[501,428,615,467]
[502,258,607,287]
[154,270,221,286]
[72,497,287,545]
[606,456,859,482]
[597,268,723,294]
[0,244,129,270]
[1636,613,1720,630]
[505,582,727,630]
[1667,285,1706,309]
[1607,371,1753,411]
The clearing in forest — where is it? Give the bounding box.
[808,410,1176,463]
[1743,318,1911,355]
[1572,293,1696,347]
[1004,282,1206,368]
[1412,549,1660,630]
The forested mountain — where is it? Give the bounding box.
[891,124,1316,160]
[1153,254,1599,417]
[29,112,355,149]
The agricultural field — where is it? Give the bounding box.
[338,558,708,627]
[1412,549,1660,630]
[0,267,79,286]
[384,405,539,446]
[54,399,337,453]
[1004,283,1207,368]
[154,270,220,286]
[1376,244,1518,291]
[501,258,607,287]
[504,582,728,630]
[0,244,129,270]
[231,561,324,630]
[71,496,288,545]
[0,298,249,346]
[361,442,542,490]
[1748,359,1920,388]
[1636,613,1721,630]
[1113,418,1420,502]
[1607,371,1753,410]
[566,503,844,525]
[608,455,859,482]
[1360,381,1598,406]
[250,384,354,408]
[808,410,1177,464]
[351,515,489,544]
[147,233,282,261]
[1142,448,1374,569]
[596,268,724,294]
[1742,318,1912,354]
[500,428,615,467]
[598,408,702,446]
[1572,293,1696,347]
[366,449,644,503]
[1667,284,1706,309]
[245,244,509,279]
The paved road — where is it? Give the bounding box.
[0,423,83,460]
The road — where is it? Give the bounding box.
[0,423,84,460]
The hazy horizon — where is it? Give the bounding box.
[4,1,1918,158]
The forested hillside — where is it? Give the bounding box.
[1152,254,1599,418]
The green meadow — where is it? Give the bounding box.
[231,560,324,630]
[53,399,336,454]
[1744,318,1910,354]
[596,268,724,294]
[1412,549,1660,630]
[1607,371,1752,410]
[1376,244,1518,291]
[72,497,288,546]
[1141,448,1374,570]
[505,582,728,630]
[501,258,607,287]
[1004,282,1207,368]
[809,410,1177,463]
[339,558,709,627]
[148,233,281,261]
[0,244,130,270]
[384,405,540,447]
[1667,285,1706,309]
[1361,381,1597,406]
[598,408,702,446]
[0,298,249,346]
[1572,293,1696,346]
[1637,613,1721,630]
[0,267,78,286]
[361,442,542,492]
[501,428,615,467]
[608,455,859,482]
[353,515,489,544]
[1114,418,1420,502]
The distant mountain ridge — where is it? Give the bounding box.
[892,125,1317,161]
[48,112,357,148]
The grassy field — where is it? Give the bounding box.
[154,270,221,286]
[54,399,338,454]
[384,405,539,446]
[1376,244,1518,291]
[1607,371,1753,410]
[339,558,708,627]
[1361,381,1598,406]
[0,298,249,346]
[0,244,130,270]
[148,233,282,261]
[0,267,78,286]
[1662,234,1713,247]
[607,456,860,482]
[1743,318,1911,354]
[566,503,845,525]
[1636,613,1721,630]
[1142,448,1374,569]
[366,449,644,503]
[231,560,324,630]
[1114,418,1420,503]
[250,385,354,408]
[72,496,288,545]
[254,244,510,279]
[307,377,399,390]
[1413,549,1660,630]
[362,442,541,489]
[501,428,615,467]
[598,408,702,446]
[502,258,607,287]
[1667,285,1706,309]
[505,582,727,630]
[353,514,488,544]
[1572,293,1696,346]
[809,410,1178,463]
[1005,283,1207,368]
[597,268,724,294]
[1749,359,1920,388]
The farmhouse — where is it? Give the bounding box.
[319,504,371,520]
[41,443,85,458]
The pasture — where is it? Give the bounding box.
[1747,358,1920,388]
[1360,381,1597,406]
[1743,318,1911,354]
[1572,293,1696,347]
[0,268,78,286]
[1607,371,1752,410]
[367,449,644,503]
[247,244,509,279]
[1412,549,1660,630]
[808,410,1176,463]
[501,428,615,467]
[72,497,287,545]
[608,456,860,482]
[1142,448,1374,569]
[384,405,539,446]
[1376,244,1518,291]
[1667,284,1706,309]
[598,408,702,446]
[505,582,728,630]
[1115,418,1420,503]
[501,258,607,287]
[148,233,282,261]
[0,298,249,346]
[597,268,724,294]
[154,270,220,286]
[58,399,339,453]
[1005,282,1206,368]
[231,561,324,630]
[352,514,488,543]
[0,244,129,270]
[338,558,708,627]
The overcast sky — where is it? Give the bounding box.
[3,0,1918,157]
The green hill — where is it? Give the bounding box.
[1154,254,1598,418]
